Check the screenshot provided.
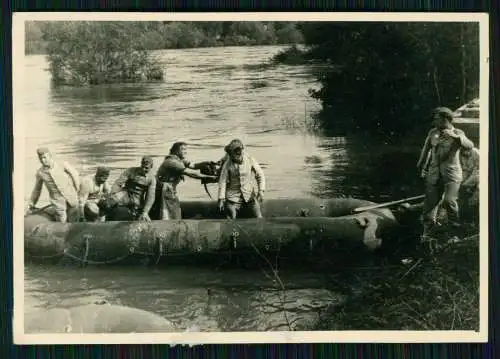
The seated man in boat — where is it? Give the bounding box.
[26,147,80,223]
[416,107,474,235]
[152,142,218,220]
[78,166,111,222]
[217,139,266,219]
[98,156,156,221]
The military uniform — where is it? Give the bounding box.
[418,126,474,226]
[103,166,156,220]
[154,155,191,220]
[29,161,80,223]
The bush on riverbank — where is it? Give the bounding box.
[270,44,313,65]
[41,22,164,86]
[315,228,479,331]
[273,22,480,141]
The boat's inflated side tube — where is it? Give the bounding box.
[24,302,179,333]
[24,198,398,266]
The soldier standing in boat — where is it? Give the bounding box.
[217,139,266,219]
[78,166,111,222]
[153,142,218,220]
[26,147,80,223]
[416,107,474,235]
[101,156,157,221]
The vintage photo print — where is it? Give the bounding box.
[12,12,489,344]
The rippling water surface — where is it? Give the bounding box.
[19,45,418,331]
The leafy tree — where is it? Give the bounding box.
[298,22,479,140]
[41,21,164,86]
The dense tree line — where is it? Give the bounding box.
[25,20,304,55]
[288,22,480,141]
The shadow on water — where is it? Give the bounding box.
[309,134,425,203]
[49,82,167,106]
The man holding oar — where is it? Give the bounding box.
[416,107,474,235]
[26,147,80,223]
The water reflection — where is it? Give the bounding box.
[25,264,342,332]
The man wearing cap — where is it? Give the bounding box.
[27,147,80,223]
[78,166,111,222]
[103,156,156,221]
[217,139,266,219]
[153,142,217,220]
[416,107,474,234]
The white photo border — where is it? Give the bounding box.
[12,11,490,345]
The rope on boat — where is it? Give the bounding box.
[61,251,133,265]
[81,235,90,267]
[26,252,67,260]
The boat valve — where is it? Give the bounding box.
[153,235,164,266]
[81,234,92,267]
[231,230,239,249]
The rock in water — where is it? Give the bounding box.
[25,303,178,333]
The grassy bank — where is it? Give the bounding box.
[315,225,479,331]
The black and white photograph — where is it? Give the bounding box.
[13,12,489,344]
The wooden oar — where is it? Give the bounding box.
[353,195,425,213]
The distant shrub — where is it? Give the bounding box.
[41,21,164,86]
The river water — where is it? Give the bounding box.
[19,45,422,331]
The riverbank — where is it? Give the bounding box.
[315,220,479,331]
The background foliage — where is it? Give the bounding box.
[294,22,480,140]
[25,21,304,54]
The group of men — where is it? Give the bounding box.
[416,106,480,236]
[27,107,479,234]
[26,139,266,223]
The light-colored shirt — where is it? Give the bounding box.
[78,174,110,206]
[30,161,80,208]
[218,153,265,203]
[417,126,474,185]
